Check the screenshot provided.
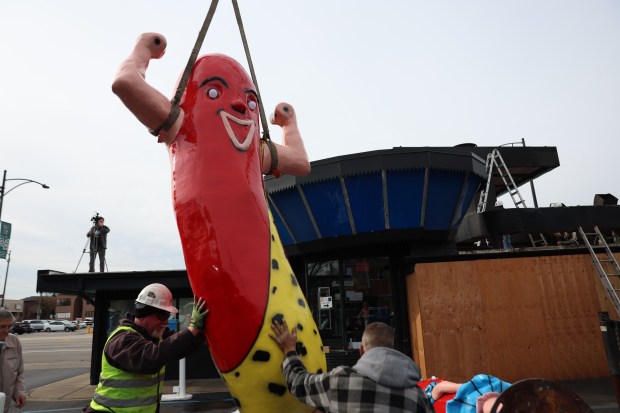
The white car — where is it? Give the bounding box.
[58,321,77,331]
[22,320,50,332]
[72,320,87,329]
[44,321,73,332]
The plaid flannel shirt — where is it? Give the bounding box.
[282,351,435,413]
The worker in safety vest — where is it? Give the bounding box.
[84,283,208,412]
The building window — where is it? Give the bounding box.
[307,260,339,276]
[178,298,195,330]
[56,312,71,319]
[85,311,94,318]
[107,300,134,334]
[57,298,72,307]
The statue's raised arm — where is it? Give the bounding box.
[262,102,310,176]
[112,33,183,144]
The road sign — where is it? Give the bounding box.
[0,222,11,260]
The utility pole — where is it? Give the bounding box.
[1,250,10,308]
[0,170,7,224]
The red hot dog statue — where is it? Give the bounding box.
[112,33,325,412]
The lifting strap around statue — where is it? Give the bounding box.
[151,0,275,166]
[231,0,271,143]
[231,0,278,175]
[149,0,220,137]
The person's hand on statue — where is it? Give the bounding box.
[269,318,297,354]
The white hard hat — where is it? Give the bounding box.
[135,283,178,314]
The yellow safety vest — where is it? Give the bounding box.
[89,326,164,412]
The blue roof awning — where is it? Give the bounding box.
[265,147,487,250]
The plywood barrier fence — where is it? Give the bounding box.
[406,253,620,383]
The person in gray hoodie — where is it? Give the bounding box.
[270,320,435,413]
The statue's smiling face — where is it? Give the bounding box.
[189,55,259,152]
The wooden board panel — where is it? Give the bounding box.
[477,257,552,382]
[406,270,426,376]
[407,253,609,382]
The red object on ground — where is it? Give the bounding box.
[418,378,455,413]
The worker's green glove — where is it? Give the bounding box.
[190,296,208,330]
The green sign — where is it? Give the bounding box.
[0,221,11,260]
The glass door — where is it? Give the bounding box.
[306,260,343,349]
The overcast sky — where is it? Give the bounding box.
[1,1,618,300]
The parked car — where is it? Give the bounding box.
[44,321,75,332]
[22,320,49,332]
[61,320,77,331]
[11,322,33,335]
[84,317,94,325]
[71,320,87,329]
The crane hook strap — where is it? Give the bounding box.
[172,0,220,107]
[231,0,271,141]
[150,0,219,137]
[149,105,181,137]
[152,0,272,144]
[264,139,280,177]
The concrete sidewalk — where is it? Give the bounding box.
[13,374,237,412]
[27,373,230,401]
[13,373,620,412]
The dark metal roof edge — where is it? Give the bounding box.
[265,148,488,193]
[456,205,620,243]
[37,269,190,294]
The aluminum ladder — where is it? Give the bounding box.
[476,149,547,247]
[578,226,620,317]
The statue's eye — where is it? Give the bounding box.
[207,88,220,99]
[248,100,257,110]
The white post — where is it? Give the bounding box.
[161,358,193,401]
[178,357,187,397]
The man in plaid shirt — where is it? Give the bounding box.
[270,320,435,413]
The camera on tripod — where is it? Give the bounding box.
[91,212,101,223]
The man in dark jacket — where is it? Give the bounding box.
[85,283,208,412]
[87,216,110,272]
[270,320,435,413]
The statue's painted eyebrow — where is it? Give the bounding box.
[199,77,229,89]
[245,88,258,98]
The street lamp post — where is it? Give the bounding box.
[0,170,50,224]
[0,170,50,307]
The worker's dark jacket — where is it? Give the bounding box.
[84,319,204,412]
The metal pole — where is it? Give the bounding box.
[1,250,10,308]
[522,138,539,208]
[36,292,42,320]
[0,170,6,224]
